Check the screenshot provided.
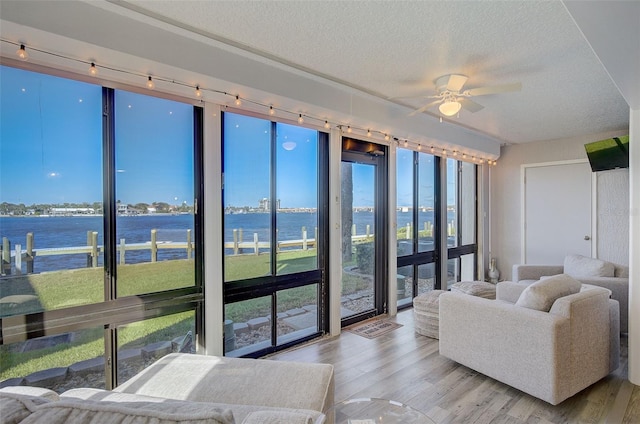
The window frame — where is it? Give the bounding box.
[221,111,329,358]
[446,159,478,282]
[396,150,443,304]
[0,63,205,390]
[395,151,479,302]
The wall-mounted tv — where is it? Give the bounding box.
[584,135,629,172]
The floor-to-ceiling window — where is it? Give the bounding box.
[446,158,477,287]
[222,112,328,357]
[0,65,203,391]
[396,148,440,307]
[396,148,478,303]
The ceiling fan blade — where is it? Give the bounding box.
[464,82,522,96]
[459,98,484,113]
[446,74,468,92]
[390,94,437,100]
[408,99,442,116]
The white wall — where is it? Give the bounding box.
[597,168,630,265]
[491,130,629,280]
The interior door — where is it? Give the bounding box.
[523,160,593,264]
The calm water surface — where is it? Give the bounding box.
[0,211,443,273]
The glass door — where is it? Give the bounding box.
[341,138,387,326]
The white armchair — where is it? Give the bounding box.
[439,277,620,405]
[512,254,629,333]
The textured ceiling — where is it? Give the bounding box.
[121,0,630,144]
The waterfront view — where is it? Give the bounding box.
[0,209,451,275]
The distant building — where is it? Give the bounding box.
[258,198,281,211]
[50,207,95,215]
[117,204,140,215]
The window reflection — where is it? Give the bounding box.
[447,158,458,248]
[0,327,105,392]
[223,114,271,281]
[224,296,271,357]
[115,91,195,296]
[0,66,103,316]
[396,149,414,256]
[117,310,195,386]
[276,123,319,275]
[418,154,436,253]
[276,285,319,344]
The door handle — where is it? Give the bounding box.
[584,236,591,241]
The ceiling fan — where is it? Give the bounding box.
[408,74,522,117]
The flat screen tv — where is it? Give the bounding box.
[584,135,629,172]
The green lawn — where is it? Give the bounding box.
[0,260,195,315]
[0,311,194,382]
[0,250,320,381]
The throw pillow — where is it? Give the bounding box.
[563,254,614,278]
[515,274,581,312]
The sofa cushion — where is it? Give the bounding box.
[515,274,582,312]
[564,254,614,278]
[19,398,235,424]
[113,353,334,414]
[0,392,51,424]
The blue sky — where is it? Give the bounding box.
[224,113,320,208]
[396,148,457,207]
[1,66,193,206]
[1,65,456,209]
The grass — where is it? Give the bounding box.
[224,250,319,322]
[0,250,318,381]
[224,249,318,281]
[0,311,194,381]
[0,260,195,315]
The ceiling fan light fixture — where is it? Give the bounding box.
[439,100,462,117]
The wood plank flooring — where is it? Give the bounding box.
[270,309,640,424]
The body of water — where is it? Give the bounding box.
[1,210,451,273]
[0,214,194,273]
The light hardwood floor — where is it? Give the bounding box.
[270,309,640,424]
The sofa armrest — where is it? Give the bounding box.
[512,264,563,282]
[548,288,612,392]
[574,276,628,333]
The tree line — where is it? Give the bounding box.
[0,201,192,216]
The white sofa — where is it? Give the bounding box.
[439,276,620,405]
[512,254,629,333]
[0,353,335,424]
